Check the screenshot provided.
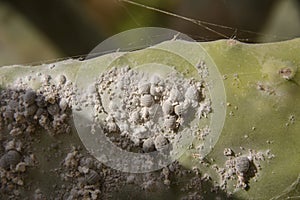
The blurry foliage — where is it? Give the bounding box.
[0,3,61,66]
[259,0,300,42]
[0,0,300,66]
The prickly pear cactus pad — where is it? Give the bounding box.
[0,38,299,199]
[197,39,300,199]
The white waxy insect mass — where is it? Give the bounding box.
[140,94,154,107]
[93,65,212,158]
[138,82,151,95]
[164,115,177,130]
[162,100,174,116]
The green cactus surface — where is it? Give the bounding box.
[0,38,299,199]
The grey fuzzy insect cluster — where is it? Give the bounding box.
[0,74,74,137]
[0,73,77,197]
[235,156,250,175]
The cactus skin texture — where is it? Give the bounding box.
[0,38,300,199]
[198,39,300,199]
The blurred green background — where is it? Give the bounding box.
[0,0,300,66]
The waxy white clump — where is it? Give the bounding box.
[94,66,212,153]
